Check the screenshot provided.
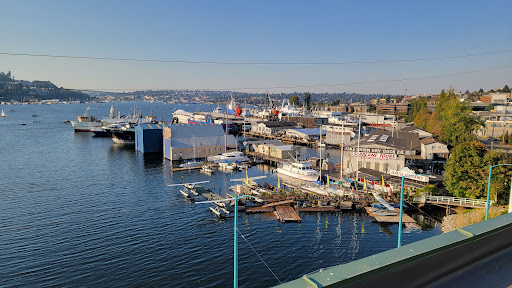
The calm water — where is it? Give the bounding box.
[0,103,441,288]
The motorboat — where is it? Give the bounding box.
[179,160,203,168]
[277,159,320,182]
[207,151,250,164]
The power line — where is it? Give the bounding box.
[70,64,512,92]
[0,49,511,65]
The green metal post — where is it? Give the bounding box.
[486,165,492,220]
[234,195,238,288]
[398,176,405,247]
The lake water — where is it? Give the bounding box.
[0,102,441,287]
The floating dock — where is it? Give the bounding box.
[296,206,341,213]
[364,207,416,223]
[245,206,275,213]
[274,206,301,222]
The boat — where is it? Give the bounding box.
[219,161,236,171]
[277,158,320,182]
[31,114,39,117]
[19,123,26,126]
[1,110,6,118]
[107,123,137,144]
[179,135,203,168]
[201,164,215,174]
[71,106,101,132]
[207,151,250,164]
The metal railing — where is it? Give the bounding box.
[416,195,494,207]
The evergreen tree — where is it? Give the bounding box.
[503,85,510,93]
[444,140,488,198]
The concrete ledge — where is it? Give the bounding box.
[275,213,512,288]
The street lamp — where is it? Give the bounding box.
[196,193,257,288]
[233,194,257,288]
[486,163,512,220]
[397,174,414,247]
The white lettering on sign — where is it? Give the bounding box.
[390,169,429,182]
[352,152,397,160]
[346,147,405,155]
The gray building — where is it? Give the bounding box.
[163,124,237,161]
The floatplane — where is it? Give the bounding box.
[167,180,210,200]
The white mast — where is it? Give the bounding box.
[356,114,361,187]
[319,124,324,184]
[193,134,196,160]
[340,121,344,181]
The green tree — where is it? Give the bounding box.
[368,104,376,113]
[289,94,300,106]
[406,97,427,122]
[478,88,484,94]
[503,85,510,93]
[304,92,311,109]
[444,140,488,198]
[505,131,510,144]
[431,88,483,148]
[485,104,495,111]
[331,99,340,106]
[483,151,512,204]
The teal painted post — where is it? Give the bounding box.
[486,165,492,220]
[234,195,239,288]
[398,176,405,247]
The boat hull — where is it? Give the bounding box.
[277,168,319,182]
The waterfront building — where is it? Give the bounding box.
[163,124,236,162]
[135,123,171,153]
[251,121,297,136]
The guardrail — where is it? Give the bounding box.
[415,195,494,207]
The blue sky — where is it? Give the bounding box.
[1,0,511,94]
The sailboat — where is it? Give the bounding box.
[1,110,6,118]
[179,134,203,168]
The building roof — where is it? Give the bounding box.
[420,137,437,145]
[136,123,171,130]
[358,130,421,151]
[261,121,297,128]
[286,128,326,136]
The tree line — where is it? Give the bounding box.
[406,88,511,204]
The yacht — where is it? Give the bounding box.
[207,151,250,164]
[277,159,320,182]
[71,106,101,132]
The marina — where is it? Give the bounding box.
[0,102,444,288]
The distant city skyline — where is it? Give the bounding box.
[1,0,511,95]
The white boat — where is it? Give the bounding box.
[179,135,203,168]
[277,159,320,182]
[71,106,101,132]
[1,110,6,118]
[219,161,236,170]
[207,151,250,164]
[201,165,215,174]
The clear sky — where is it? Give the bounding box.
[1,0,511,95]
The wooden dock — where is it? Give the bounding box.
[296,206,341,213]
[364,207,416,223]
[274,206,301,222]
[246,206,275,213]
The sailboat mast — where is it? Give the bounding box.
[319,124,322,184]
[340,121,344,181]
[356,115,361,189]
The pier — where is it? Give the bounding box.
[274,206,301,222]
